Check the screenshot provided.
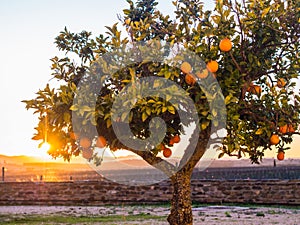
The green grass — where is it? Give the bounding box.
[224,211,232,217]
[0,214,165,225]
[256,212,265,217]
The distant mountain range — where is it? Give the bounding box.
[1,154,299,170]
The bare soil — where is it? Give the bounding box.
[0,205,299,224]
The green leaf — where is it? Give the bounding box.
[261,7,270,18]
[201,111,209,117]
[70,105,79,111]
[81,105,92,112]
[212,108,217,117]
[167,105,175,114]
[142,112,148,122]
[201,121,210,130]
[225,94,232,105]
[255,128,263,135]
[106,119,112,128]
[145,107,152,116]
[121,112,128,121]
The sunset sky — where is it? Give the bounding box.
[0,0,299,160]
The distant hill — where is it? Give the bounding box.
[0,154,299,169]
[0,154,42,165]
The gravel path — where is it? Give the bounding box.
[0,205,299,224]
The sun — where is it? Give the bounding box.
[36,142,53,160]
[39,142,50,152]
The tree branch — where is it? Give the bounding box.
[129,148,177,177]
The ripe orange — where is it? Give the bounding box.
[277,78,286,88]
[160,143,166,151]
[181,62,192,74]
[270,134,280,145]
[277,151,285,161]
[185,73,196,85]
[279,124,288,134]
[169,139,175,146]
[254,85,262,95]
[70,132,79,140]
[247,84,262,95]
[82,148,93,160]
[246,83,254,92]
[163,148,172,158]
[79,137,92,149]
[287,124,295,133]
[172,135,181,143]
[206,60,219,73]
[196,69,209,79]
[96,136,107,148]
[219,38,232,52]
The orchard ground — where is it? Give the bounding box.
[0,204,299,224]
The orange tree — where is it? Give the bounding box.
[23,0,300,224]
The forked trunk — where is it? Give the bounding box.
[167,170,193,225]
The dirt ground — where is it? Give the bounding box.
[0,205,299,224]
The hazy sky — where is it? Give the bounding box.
[0,0,299,159]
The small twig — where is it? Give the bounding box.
[229,51,243,73]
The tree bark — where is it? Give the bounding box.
[167,170,193,225]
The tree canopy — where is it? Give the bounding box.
[23,0,300,223]
[23,0,300,164]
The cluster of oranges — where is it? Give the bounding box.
[70,134,107,160]
[78,135,107,149]
[279,124,295,134]
[180,38,295,161]
[269,123,296,160]
[267,79,290,160]
[181,38,232,84]
[247,78,286,97]
[160,135,181,158]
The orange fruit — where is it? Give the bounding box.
[219,38,232,52]
[70,132,79,140]
[247,84,262,95]
[181,62,192,74]
[163,148,172,158]
[287,124,295,133]
[206,60,219,73]
[82,148,93,160]
[169,139,175,146]
[96,136,107,148]
[253,85,262,95]
[277,78,286,88]
[279,124,288,134]
[196,69,209,79]
[172,135,181,143]
[246,83,254,92]
[185,73,196,85]
[277,151,285,161]
[270,134,280,145]
[160,143,166,151]
[79,137,92,149]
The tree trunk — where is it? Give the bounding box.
[167,170,193,225]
